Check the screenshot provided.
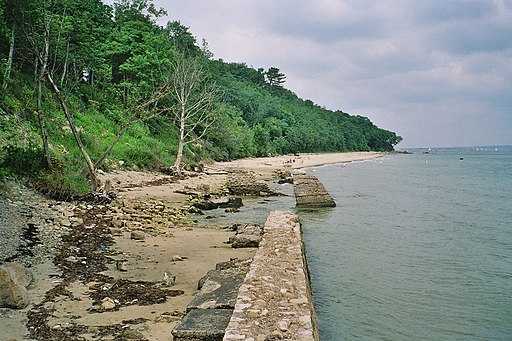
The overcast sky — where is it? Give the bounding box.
[128,0,512,148]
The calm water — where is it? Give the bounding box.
[301,148,512,340]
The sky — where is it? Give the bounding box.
[122,0,512,148]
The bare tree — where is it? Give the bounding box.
[169,57,220,174]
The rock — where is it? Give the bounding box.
[100,297,116,310]
[227,223,263,248]
[187,206,203,214]
[277,320,289,332]
[171,255,184,262]
[130,231,145,240]
[111,219,124,228]
[0,266,30,309]
[116,260,128,272]
[215,197,243,209]
[227,171,279,196]
[1,262,33,288]
[190,259,251,310]
[163,272,176,287]
[230,234,262,248]
[232,223,263,236]
[269,330,284,339]
[122,329,145,340]
[192,200,219,210]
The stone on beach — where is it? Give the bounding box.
[228,223,263,248]
[130,231,146,240]
[0,262,33,309]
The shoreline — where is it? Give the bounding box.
[214,151,385,179]
[0,152,383,340]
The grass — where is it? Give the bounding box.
[1,77,181,196]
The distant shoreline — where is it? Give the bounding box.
[214,151,385,178]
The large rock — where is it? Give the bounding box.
[0,262,33,309]
[228,224,263,248]
[226,171,279,196]
[193,197,244,211]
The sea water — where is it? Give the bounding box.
[300,147,512,340]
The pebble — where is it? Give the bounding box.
[277,320,289,332]
[171,255,183,261]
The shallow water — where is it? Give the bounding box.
[301,149,512,340]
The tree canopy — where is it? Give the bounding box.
[0,0,402,194]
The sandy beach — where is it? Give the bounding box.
[0,152,383,340]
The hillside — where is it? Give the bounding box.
[0,0,401,195]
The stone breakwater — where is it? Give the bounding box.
[292,173,335,208]
[224,211,319,340]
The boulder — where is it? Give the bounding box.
[230,234,262,248]
[193,197,243,211]
[226,171,280,196]
[1,262,33,288]
[0,263,32,309]
[228,223,263,248]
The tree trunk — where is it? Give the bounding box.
[37,80,53,169]
[3,24,15,89]
[46,71,98,190]
[60,41,69,85]
[37,21,52,169]
[93,121,131,170]
[174,107,186,174]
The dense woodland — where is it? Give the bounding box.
[0,0,402,194]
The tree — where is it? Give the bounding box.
[169,56,220,174]
[265,66,286,87]
[93,81,173,170]
[107,0,171,103]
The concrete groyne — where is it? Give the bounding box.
[293,173,336,207]
[224,211,319,340]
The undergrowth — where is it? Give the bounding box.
[1,74,181,198]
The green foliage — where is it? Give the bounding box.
[0,0,402,194]
[265,67,286,87]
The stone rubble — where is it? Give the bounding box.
[226,171,280,196]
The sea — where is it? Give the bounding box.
[194,146,512,340]
[300,146,512,340]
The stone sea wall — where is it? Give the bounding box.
[224,211,319,340]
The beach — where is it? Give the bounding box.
[0,152,383,340]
